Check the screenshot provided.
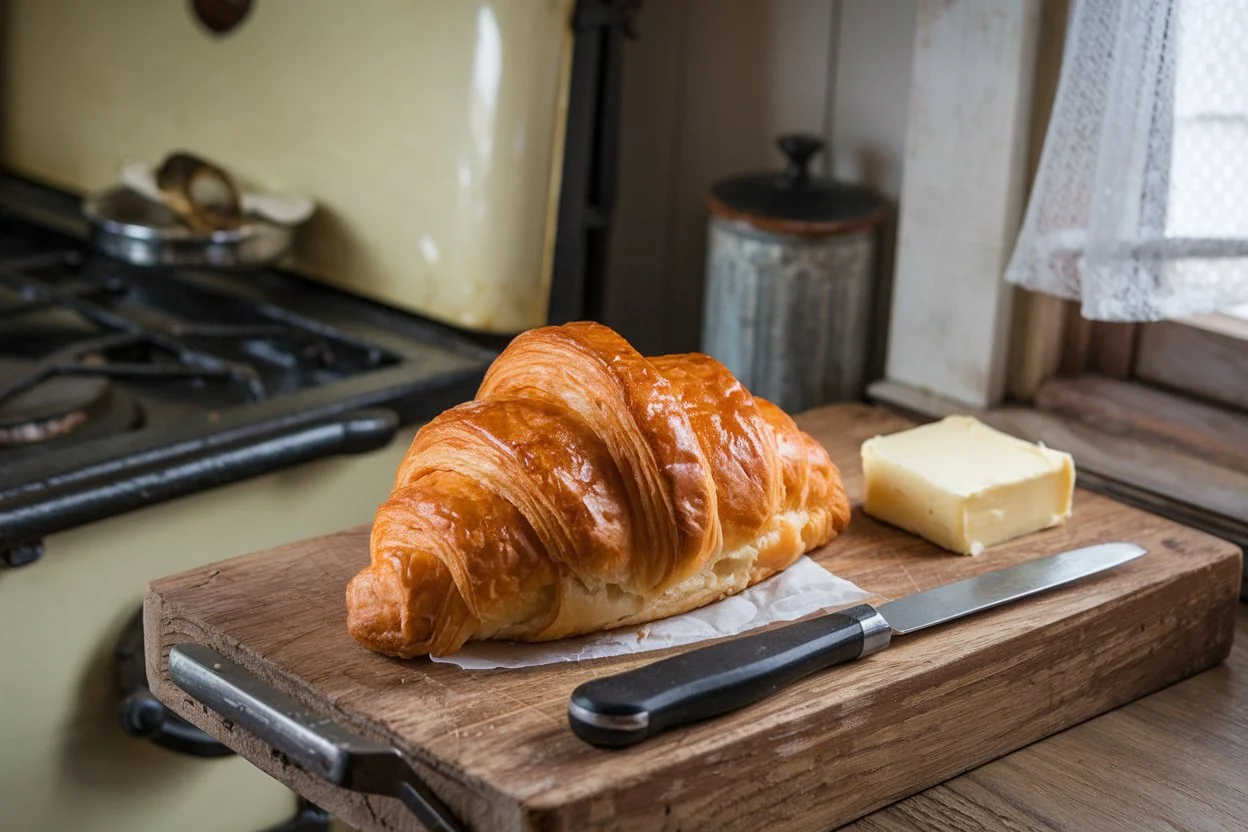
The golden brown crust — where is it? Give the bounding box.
[648,353,782,550]
[346,322,850,657]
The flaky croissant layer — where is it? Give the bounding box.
[346,322,850,657]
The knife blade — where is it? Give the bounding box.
[567,541,1146,748]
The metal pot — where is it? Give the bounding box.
[701,134,887,413]
[82,186,294,269]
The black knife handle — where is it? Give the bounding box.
[568,603,891,748]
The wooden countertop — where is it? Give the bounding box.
[147,404,1242,831]
[849,604,1247,832]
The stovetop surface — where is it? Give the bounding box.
[0,184,497,552]
[1,249,399,433]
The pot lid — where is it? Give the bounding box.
[709,134,887,235]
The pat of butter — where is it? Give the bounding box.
[861,416,1075,555]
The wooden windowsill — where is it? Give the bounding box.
[1178,310,1248,340]
[980,407,1248,542]
[1034,375,1248,475]
[1135,320,1248,413]
[868,379,1248,596]
[864,376,1248,826]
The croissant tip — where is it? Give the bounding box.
[346,569,425,659]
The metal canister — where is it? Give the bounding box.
[701,134,887,413]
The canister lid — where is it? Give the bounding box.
[709,134,887,235]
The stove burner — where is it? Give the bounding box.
[0,195,493,568]
[0,265,270,402]
[0,358,140,446]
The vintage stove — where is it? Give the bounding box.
[0,0,637,824]
[0,180,495,832]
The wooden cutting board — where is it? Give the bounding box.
[145,404,1242,832]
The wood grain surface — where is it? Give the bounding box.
[981,408,1248,530]
[145,404,1242,832]
[847,603,1248,832]
[1136,320,1248,414]
[1035,376,1248,474]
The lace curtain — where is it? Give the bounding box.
[1004,0,1248,321]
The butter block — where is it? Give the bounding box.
[861,416,1075,555]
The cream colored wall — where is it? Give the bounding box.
[603,0,917,357]
[829,0,918,200]
[1,0,917,349]
[0,0,573,334]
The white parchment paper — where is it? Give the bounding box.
[430,557,871,670]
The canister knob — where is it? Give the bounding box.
[776,134,825,186]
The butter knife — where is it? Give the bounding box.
[568,541,1146,748]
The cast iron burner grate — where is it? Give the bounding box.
[0,200,494,566]
[0,252,351,412]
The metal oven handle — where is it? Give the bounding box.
[0,408,399,566]
[168,644,466,832]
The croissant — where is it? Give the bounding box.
[345,322,850,658]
